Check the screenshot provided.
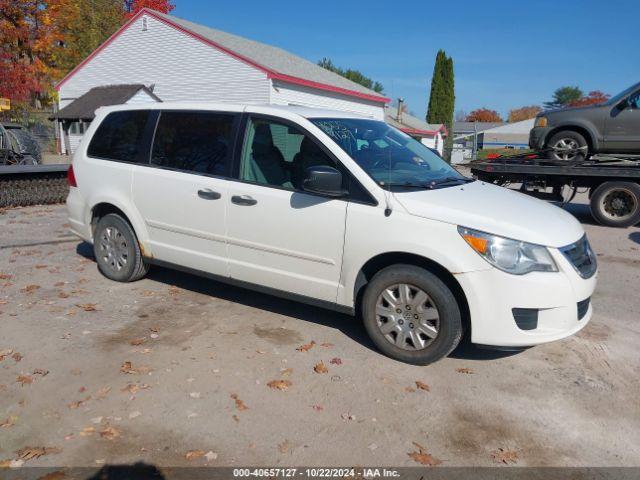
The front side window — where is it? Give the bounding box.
[151,111,236,176]
[87,110,149,162]
[311,118,469,189]
[239,118,335,190]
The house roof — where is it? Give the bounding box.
[54,84,161,120]
[56,8,389,105]
[384,106,447,137]
[453,121,506,134]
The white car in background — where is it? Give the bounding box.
[66,103,597,365]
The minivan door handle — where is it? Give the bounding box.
[197,189,221,200]
[231,195,257,206]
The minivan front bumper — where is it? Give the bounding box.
[456,248,597,347]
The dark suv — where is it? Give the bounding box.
[530,82,640,162]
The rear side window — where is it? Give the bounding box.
[87,110,149,162]
[150,111,236,176]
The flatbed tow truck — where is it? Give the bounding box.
[469,153,640,228]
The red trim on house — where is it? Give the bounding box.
[400,125,448,137]
[269,72,390,103]
[55,8,389,105]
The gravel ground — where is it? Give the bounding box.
[0,197,639,470]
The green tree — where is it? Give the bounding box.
[544,86,583,109]
[318,57,384,94]
[427,50,455,160]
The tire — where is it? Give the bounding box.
[590,181,640,228]
[361,265,462,365]
[547,130,588,163]
[93,213,149,282]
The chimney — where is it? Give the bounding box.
[397,98,404,124]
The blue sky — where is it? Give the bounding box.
[174,0,639,120]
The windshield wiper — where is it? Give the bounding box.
[427,176,475,188]
[378,181,428,189]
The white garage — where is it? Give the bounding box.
[55,8,389,154]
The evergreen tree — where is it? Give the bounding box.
[427,50,455,161]
[318,57,384,94]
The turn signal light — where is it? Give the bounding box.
[462,234,488,254]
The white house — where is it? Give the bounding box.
[55,8,389,154]
[384,104,447,155]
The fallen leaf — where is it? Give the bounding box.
[35,264,48,269]
[267,380,292,390]
[320,342,333,348]
[0,349,13,361]
[456,368,474,374]
[314,361,328,374]
[33,369,49,377]
[79,427,96,436]
[296,341,316,352]
[122,383,149,394]
[12,352,22,362]
[329,357,342,365]
[95,386,111,399]
[341,413,356,421]
[230,393,248,411]
[130,338,146,346]
[491,447,519,465]
[0,273,12,280]
[54,281,65,287]
[120,361,136,374]
[407,442,441,466]
[232,414,240,422]
[404,387,416,393]
[38,471,66,480]
[15,446,61,462]
[16,375,33,386]
[76,303,97,312]
[58,292,70,299]
[0,416,17,428]
[280,368,293,377]
[185,450,205,461]
[99,425,120,440]
[278,440,291,454]
[311,405,323,411]
[204,451,218,462]
[21,284,40,294]
[415,381,430,391]
[67,396,91,409]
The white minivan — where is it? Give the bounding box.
[66,103,597,365]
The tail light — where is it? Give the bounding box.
[67,165,77,187]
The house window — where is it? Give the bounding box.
[68,121,89,135]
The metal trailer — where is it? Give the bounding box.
[0,164,69,209]
[469,155,640,228]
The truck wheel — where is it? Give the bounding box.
[547,131,588,163]
[590,182,640,228]
[93,213,150,282]
[361,265,462,365]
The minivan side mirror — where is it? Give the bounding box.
[302,165,348,197]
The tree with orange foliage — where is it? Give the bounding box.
[0,0,65,106]
[124,0,175,18]
[508,105,541,122]
[465,108,503,122]
[568,91,610,107]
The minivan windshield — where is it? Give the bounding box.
[310,118,470,189]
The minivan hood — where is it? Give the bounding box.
[392,180,584,248]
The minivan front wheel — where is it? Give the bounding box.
[94,213,149,282]
[361,265,462,365]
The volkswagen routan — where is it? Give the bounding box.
[66,103,598,365]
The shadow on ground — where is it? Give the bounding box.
[76,241,524,363]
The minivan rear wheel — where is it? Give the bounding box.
[94,213,149,282]
[361,265,462,365]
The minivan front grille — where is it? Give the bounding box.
[559,235,597,279]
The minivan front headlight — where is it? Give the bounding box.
[458,226,558,275]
